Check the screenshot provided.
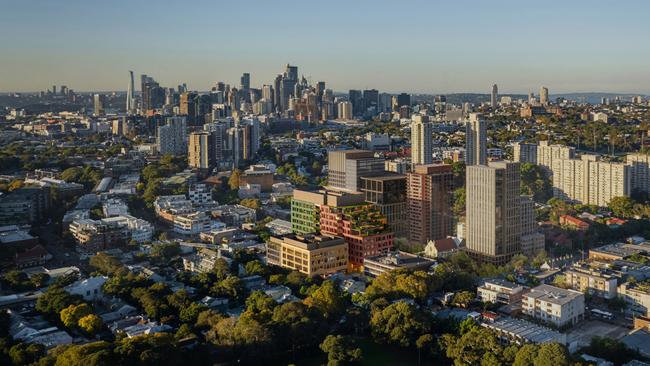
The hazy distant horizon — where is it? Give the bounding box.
[2,0,649,93]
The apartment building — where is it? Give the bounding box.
[477,278,525,305]
[522,284,585,328]
[173,212,212,235]
[564,264,618,299]
[406,164,454,245]
[266,233,348,277]
[361,174,408,238]
[618,281,650,318]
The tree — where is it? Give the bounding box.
[370,301,430,347]
[78,314,103,335]
[533,343,570,366]
[244,259,268,276]
[272,301,323,354]
[53,341,114,366]
[416,334,434,366]
[303,280,345,318]
[245,290,276,321]
[9,343,45,366]
[582,336,643,365]
[453,187,466,217]
[7,179,24,192]
[213,258,232,280]
[513,344,538,366]
[36,286,82,317]
[210,275,245,303]
[228,169,241,190]
[440,328,503,366]
[60,303,92,328]
[319,335,362,366]
[89,253,125,275]
[240,198,261,210]
[608,196,636,218]
[452,291,475,308]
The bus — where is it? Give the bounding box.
[590,308,614,320]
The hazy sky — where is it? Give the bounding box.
[1,0,649,94]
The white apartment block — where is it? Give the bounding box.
[551,155,630,206]
[522,284,585,328]
[173,211,212,235]
[102,198,129,217]
[477,278,525,305]
[627,153,650,195]
[618,282,650,317]
[102,215,154,243]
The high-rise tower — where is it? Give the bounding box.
[491,84,498,109]
[411,115,433,165]
[465,113,487,166]
[126,71,135,115]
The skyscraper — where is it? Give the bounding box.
[465,113,487,166]
[407,164,454,245]
[540,86,549,105]
[126,71,135,115]
[93,94,105,115]
[328,150,385,193]
[396,93,411,110]
[363,89,379,114]
[411,115,433,165]
[188,131,216,170]
[240,73,250,91]
[491,84,498,109]
[141,74,164,112]
[349,90,363,116]
[465,161,521,265]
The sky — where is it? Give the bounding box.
[1,0,649,94]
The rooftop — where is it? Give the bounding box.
[525,284,584,305]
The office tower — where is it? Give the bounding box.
[411,115,433,165]
[491,84,498,109]
[316,81,326,102]
[512,142,538,164]
[465,113,487,166]
[227,118,260,167]
[361,174,408,238]
[262,84,274,104]
[188,131,216,170]
[328,150,385,193]
[203,122,226,162]
[60,85,68,96]
[93,94,106,115]
[396,93,411,110]
[180,92,200,124]
[466,161,522,265]
[529,93,536,104]
[156,116,188,155]
[378,93,392,112]
[407,164,454,245]
[52,85,56,95]
[126,71,135,115]
[240,73,250,91]
[285,64,298,81]
[273,75,282,111]
[363,89,379,114]
[540,86,549,105]
[141,74,164,112]
[337,101,352,120]
[349,90,363,116]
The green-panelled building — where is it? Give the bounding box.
[290,197,320,234]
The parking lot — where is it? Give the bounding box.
[567,319,630,347]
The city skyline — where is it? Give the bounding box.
[2,0,650,94]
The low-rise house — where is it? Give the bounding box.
[522,284,585,328]
[477,278,525,305]
[199,296,229,310]
[559,215,590,231]
[65,275,107,301]
[14,245,52,268]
